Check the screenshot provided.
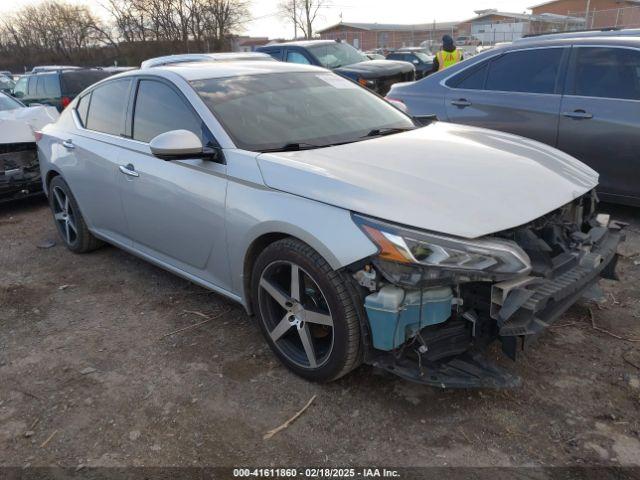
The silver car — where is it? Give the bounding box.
[38,60,623,388]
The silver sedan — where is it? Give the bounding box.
[37,60,622,387]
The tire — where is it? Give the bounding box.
[251,238,363,382]
[48,176,103,253]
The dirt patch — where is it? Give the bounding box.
[1,197,640,468]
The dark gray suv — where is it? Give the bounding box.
[387,31,640,206]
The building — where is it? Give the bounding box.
[530,0,640,28]
[457,9,584,43]
[231,36,270,52]
[317,22,459,51]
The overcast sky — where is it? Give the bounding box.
[0,0,535,38]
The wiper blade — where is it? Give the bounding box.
[259,142,324,153]
[362,127,415,138]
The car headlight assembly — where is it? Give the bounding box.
[353,213,531,285]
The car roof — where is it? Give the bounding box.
[516,28,640,44]
[506,35,640,49]
[261,39,338,48]
[114,60,325,82]
[140,52,274,69]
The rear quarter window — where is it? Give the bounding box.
[61,70,113,96]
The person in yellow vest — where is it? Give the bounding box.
[432,35,463,73]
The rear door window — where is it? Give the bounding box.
[447,62,489,90]
[37,74,60,97]
[264,49,283,61]
[132,80,203,143]
[286,51,311,64]
[485,48,564,94]
[27,76,37,97]
[85,79,131,136]
[570,47,640,100]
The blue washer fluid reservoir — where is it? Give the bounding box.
[364,285,453,351]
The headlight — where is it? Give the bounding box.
[358,77,376,88]
[353,213,531,283]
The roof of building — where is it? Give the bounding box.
[462,9,584,24]
[529,0,640,8]
[317,21,458,34]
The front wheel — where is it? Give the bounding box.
[251,238,363,382]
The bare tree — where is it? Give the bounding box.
[279,0,327,39]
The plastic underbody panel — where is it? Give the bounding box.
[0,142,42,202]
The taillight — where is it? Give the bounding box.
[61,96,72,109]
[34,131,43,142]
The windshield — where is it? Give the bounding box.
[191,72,415,152]
[307,43,368,69]
[414,52,432,62]
[0,93,22,111]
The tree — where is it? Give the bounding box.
[279,0,327,39]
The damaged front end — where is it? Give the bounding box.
[350,191,624,388]
[0,142,42,203]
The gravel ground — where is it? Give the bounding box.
[1,197,640,469]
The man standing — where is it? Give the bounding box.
[432,35,463,73]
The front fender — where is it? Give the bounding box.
[225,180,378,305]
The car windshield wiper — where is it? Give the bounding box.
[259,142,326,153]
[361,127,415,138]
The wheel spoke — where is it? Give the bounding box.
[298,324,317,368]
[53,188,65,212]
[65,220,71,244]
[303,309,333,327]
[270,314,293,342]
[67,216,77,233]
[260,278,291,309]
[290,264,301,301]
[64,195,69,212]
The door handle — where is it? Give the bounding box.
[62,139,75,149]
[562,110,593,120]
[451,99,472,107]
[118,164,139,177]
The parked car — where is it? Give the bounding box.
[0,75,15,95]
[1,92,59,202]
[30,65,81,73]
[257,40,415,95]
[141,52,274,69]
[37,60,622,388]
[12,69,114,111]
[387,33,640,206]
[386,50,434,79]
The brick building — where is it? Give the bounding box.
[530,0,640,28]
[317,22,458,51]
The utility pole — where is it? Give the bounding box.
[585,0,592,29]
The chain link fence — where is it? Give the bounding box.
[567,5,640,30]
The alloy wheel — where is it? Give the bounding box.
[258,261,334,369]
[52,185,78,246]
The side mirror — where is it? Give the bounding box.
[149,130,204,160]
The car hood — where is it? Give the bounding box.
[256,122,598,239]
[335,60,414,78]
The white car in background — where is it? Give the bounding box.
[1,92,59,202]
[37,61,623,388]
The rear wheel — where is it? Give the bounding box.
[251,238,362,382]
[48,176,102,253]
